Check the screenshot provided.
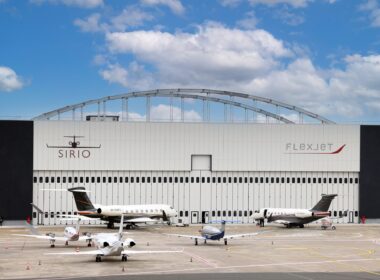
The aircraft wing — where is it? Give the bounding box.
[165,234,206,240]
[78,235,92,241]
[273,220,291,225]
[45,249,104,256]
[125,217,158,223]
[122,249,183,255]
[223,233,259,239]
[13,234,68,241]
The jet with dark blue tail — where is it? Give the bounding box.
[166,221,259,245]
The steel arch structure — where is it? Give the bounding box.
[33,88,335,124]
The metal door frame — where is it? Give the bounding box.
[202,211,209,224]
[191,211,199,224]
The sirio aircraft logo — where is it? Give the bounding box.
[46,135,101,159]
[285,143,346,155]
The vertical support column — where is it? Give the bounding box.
[72,108,75,121]
[97,102,100,121]
[58,112,61,121]
[299,112,303,124]
[121,98,125,121]
[102,101,106,121]
[252,100,257,123]
[181,97,184,122]
[206,93,210,122]
[202,99,206,122]
[80,106,83,121]
[146,96,151,122]
[245,109,248,123]
[230,96,234,122]
[276,105,279,123]
[224,103,227,122]
[125,98,129,122]
[170,96,173,122]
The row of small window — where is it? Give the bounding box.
[34,209,162,219]
[179,210,359,218]
[34,176,359,184]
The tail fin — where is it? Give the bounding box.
[75,217,81,233]
[311,194,337,212]
[68,187,95,211]
[220,220,226,232]
[119,214,124,241]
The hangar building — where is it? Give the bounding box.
[1,89,379,225]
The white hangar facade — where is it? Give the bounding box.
[1,89,379,225]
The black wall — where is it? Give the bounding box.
[360,125,380,219]
[0,121,33,220]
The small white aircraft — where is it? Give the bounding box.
[166,220,260,245]
[68,187,178,229]
[46,213,182,262]
[251,194,338,228]
[14,216,93,248]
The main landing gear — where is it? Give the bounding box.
[95,255,102,262]
[50,241,55,248]
[87,240,92,247]
[194,239,198,246]
[65,241,69,246]
[224,239,228,245]
[107,222,115,229]
[121,255,128,262]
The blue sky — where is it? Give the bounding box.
[1,0,380,123]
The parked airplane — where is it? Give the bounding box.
[14,216,92,248]
[46,214,182,262]
[166,220,260,245]
[251,194,338,228]
[68,187,177,229]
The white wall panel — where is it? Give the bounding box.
[34,122,360,172]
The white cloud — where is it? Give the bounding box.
[237,11,259,29]
[99,62,154,90]
[74,13,104,32]
[106,23,292,87]
[249,0,312,8]
[140,0,185,15]
[74,7,154,33]
[219,0,242,7]
[30,0,103,8]
[111,6,154,31]
[359,0,380,27]
[275,7,305,25]
[0,66,24,92]
[150,104,201,121]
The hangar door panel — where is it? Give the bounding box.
[192,155,212,171]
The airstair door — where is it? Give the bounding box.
[202,211,209,224]
[348,211,354,223]
[191,211,199,224]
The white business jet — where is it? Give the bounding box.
[251,194,338,228]
[46,213,182,262]
[67,187,177,229]
[166,220,260,245]
[14,216,93,247]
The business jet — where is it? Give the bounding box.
[251,194,338,228]
[166,220,260,245]
[13,216,93,248]
[66,187,177,229]
[46,214,182,262]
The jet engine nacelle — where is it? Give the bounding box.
[97,207,122,216]
[123,238,136,248]
[251,212,264,220]
[295,211,314,218]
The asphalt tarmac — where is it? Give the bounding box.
[1,223,380,279]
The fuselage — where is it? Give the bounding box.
[64,226,80,241]
[252,208,330,225]
[200,225,225,240]
[78,204,177,221]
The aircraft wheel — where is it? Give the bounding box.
[126,224,131,230]
[122,255,127,262]
[96,256,101,262]
[332,226,336,230]
[299,224,304,228]
[50,244,55,248]
[195,239,198,246]
[88,243,92,247]
[224,239,228,245]
[65,241,69,246]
